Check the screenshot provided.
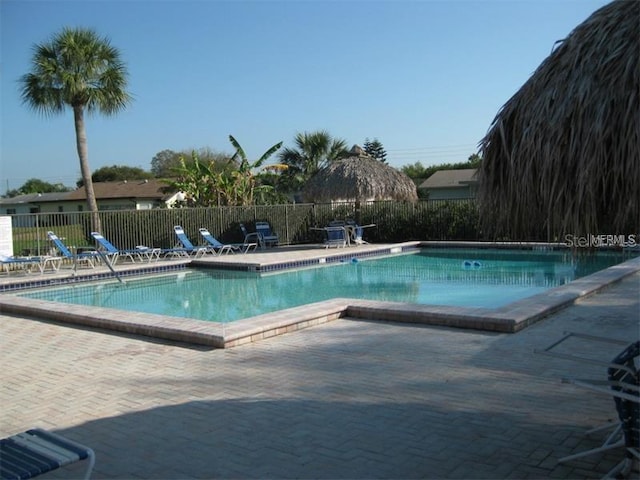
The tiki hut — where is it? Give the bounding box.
[478,0,639,241]
[302,145,418,203]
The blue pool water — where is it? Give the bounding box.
[19,248,635,323]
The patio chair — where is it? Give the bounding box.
[47,231,99,268]
[323,226,347,248]
[90,232,139,265]
[605,341,639,478]
[537,333,640,477]
[239,223,261,248]
[345,219,376,245]
[173,226,213,258]
[255,221,279,247]
[0,428,95,480]
[198,228,256,254]
[0,254,61,275]
[239,222,279,249]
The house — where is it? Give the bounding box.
[0,180,181,220]
[418,168,478,200]
[0,192,70,216]
[64,179,180,211]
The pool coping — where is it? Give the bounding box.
[1,242,638,348]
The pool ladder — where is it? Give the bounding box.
[72,250,124,284]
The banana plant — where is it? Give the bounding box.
[162,151,221,207]
[228,135,285,205]
[228,135,283,172]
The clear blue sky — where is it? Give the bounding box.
[1,0,610,192]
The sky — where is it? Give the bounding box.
[1,0,611,193]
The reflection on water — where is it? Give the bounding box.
[20,249,635,322]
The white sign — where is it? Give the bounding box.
[0,216,13,257]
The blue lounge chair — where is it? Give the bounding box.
[198,228,256,254]
[324,226,347,248]
[239,223,261,248]
[47,231,99,268]
[90,232,149,264]
[240,222,278,249]
[255,221,279,247]
[94,234,161,263]
[173,226,213,258]
[345,219,376,245]
[0,428,95,480]
[0,254,61,274]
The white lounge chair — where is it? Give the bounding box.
[199,228,256,254]
[0,254,61,274]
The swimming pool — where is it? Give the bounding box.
[18,248,635,323]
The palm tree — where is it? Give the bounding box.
[277,130,350,192]
[20,27,132,231]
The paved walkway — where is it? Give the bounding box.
[1,273,638,479]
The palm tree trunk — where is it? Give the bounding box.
[73,105,101,232]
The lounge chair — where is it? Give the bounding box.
[90,233,161,263]
[239,223,261,248]
[255,221,279,247]
[198,228,256,254]
[240,222,278,249]
[323,226,347,248]
[47,231,99,268]
[0,428,95,480]
[0,254,61,274]
[90,232,139,265]
[173,226,213,258]
[345,219,376,245]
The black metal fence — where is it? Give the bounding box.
[3,199,482,256]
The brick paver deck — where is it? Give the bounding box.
[1,272,638,479]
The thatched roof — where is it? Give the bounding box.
[302,145,418,203]
[478,0,639,240]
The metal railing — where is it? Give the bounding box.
[3,199,483,256]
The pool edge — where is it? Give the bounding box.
[1,243,638,347]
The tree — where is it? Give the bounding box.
[150,149,181,177]
[278,130,350,192]
[5,178,70,197]
[162,151,222,207]
[363,138,387,162]
[162,138,283,207]
[20,27,132,231]
[76,165,153,187]
[402,153,482,183]
[150,147,230,178]
[400,162,430,182]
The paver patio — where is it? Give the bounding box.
[1,270,638,479]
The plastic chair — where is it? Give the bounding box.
[0,428,95,480]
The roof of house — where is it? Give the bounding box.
[65,179,173,201]
[0,180,175,205]
[0,192,71,205]
[419,169,478,189]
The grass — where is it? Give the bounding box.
[12,224,87,256]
